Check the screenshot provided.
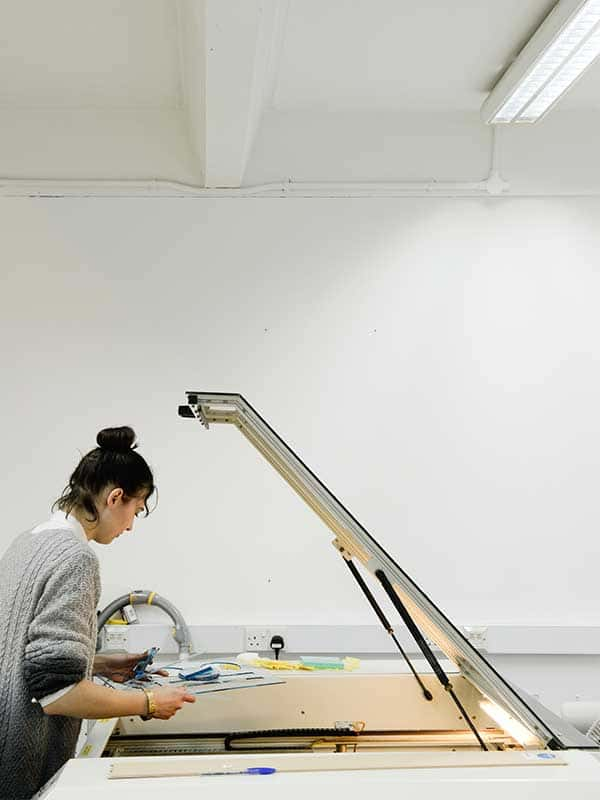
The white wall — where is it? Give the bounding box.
[1,196,599,647]
[488,655,600,717]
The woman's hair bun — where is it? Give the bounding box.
[96,426,137,453]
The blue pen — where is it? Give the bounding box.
[201,767,276,776]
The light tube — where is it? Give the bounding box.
[480,700,540,747]
[482,0,600,124]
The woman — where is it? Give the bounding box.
[0,426,195,799]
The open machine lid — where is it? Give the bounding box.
[178,391,592,751]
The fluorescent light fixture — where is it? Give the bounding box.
[480,700,539,747]
[481,0,600,124]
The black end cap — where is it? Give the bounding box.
[178,405,195,418]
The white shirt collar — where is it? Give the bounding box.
[31,509,89,543]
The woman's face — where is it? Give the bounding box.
[91,487,147,545]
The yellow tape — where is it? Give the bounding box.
[253,657,314,671]
[147,592,156,605]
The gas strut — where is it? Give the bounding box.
[374,568,488,751]
[344,558,433,701]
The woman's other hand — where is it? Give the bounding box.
[93,651,168,682]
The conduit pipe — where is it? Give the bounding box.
[0,129,510,198]
[0,176,511,198]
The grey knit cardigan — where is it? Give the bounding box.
[0,527,100,800]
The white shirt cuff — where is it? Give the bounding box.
[37,683,76,708]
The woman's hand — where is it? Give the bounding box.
[93,651,168,683]
[150,686,196,719]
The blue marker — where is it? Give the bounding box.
[201,767,276,776]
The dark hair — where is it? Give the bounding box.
[53,426,155,524]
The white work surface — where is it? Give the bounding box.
[47,750,600,800]
[44,658,600,799]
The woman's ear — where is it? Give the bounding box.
[106,487,124,507]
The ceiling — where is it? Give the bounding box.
[0,1,181,108]
[0,0,599,193]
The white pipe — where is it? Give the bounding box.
[0,126,514,198]
[0,177,506,198]
[484,126,511,196]
[3,133,599,198]
[0,178,281,198]
[2,176,600,198]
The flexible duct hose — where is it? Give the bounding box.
[96,590,193,659]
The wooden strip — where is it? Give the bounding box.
[110,749,566,779]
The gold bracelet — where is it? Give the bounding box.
[140,687,156,720]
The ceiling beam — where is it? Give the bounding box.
[178,0,285,189]
[205,0,285,188]
[176,0,207,184]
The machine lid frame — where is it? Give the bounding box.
[179,391,594,750]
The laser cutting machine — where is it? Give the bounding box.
[47,392,600,799]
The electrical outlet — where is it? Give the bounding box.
[103,625,128,650]
[245,627,271,652]
[462,625,488,651]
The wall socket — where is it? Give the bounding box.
[245,627,286,652]
[462,625,488,651]
[103,625,129,651]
